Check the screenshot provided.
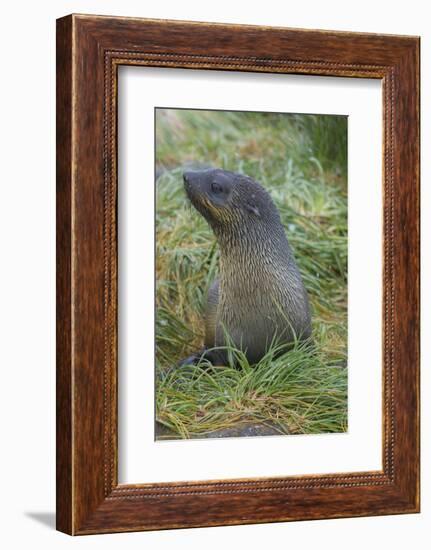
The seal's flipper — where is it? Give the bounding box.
[178,346,227,368]
[177,351,204,367]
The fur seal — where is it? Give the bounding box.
[182,168,311,366]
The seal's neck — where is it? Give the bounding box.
[215,219,292,268]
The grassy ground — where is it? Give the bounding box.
[155,108,348,439]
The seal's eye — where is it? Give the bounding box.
[211,181,223,194]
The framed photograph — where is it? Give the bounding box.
[56,14,420,534]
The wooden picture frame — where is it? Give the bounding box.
[56,14,420,535]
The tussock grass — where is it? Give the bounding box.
[155,108,347,438]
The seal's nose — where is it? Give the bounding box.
[184,169,210,189]
[183,171,196,198]
[184,171,199,190]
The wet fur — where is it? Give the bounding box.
[181,169,311,366]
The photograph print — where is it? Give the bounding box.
[155,107,348,441]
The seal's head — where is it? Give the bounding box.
[183,168,278,231]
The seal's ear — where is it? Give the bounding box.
[245,202,261,217]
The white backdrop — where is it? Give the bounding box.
[0,1,428,549]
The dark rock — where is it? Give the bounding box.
[155,421,286,440]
